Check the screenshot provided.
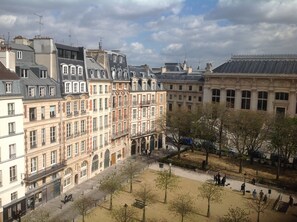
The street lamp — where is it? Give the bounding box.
[243,173,247,195]
[124,203,128,222]
[169,163,172,177]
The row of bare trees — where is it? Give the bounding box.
[158,103,297,178]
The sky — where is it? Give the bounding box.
[1,0,297,69]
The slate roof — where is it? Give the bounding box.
[0,62,20,80]
[9,42,33,51]
[86,57,111,80]
[106,50,130,81]
[213,55,297,74]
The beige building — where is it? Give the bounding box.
[154,62,204,112]
[203,55,297,116]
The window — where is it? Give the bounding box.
[80,161,87,177]
[41,106,45,119]
[50,105,56,117]
[160,106,163,115]
[151,107,155,116]
[66,123,72,138]
[258,91,268,111]
[226,89,235,108]
[11,192,18,201]
[63,168,72,187]
[5,82,12,93]
[28,86,35,97]
[42,154,46,169]
[80,82,86,92]
[39,86,46,97]
[93,117,97,131]
[275,92,289,100]
[10,165,17,182]
[31,157,37,173]
[169,103,172,111]
[241,90,251,109]
[212,89,220,103]
[93,85,97,94]
[179,85,182,90]
[40,70,47,78]
[142,122,146,132]
[160,94,163,103]
[99,85,103,93]
[169,85,173,90]
[105,85,108,93]
[104,115,108,127]
[29,107,37,121]
[81,100,85,112]
[71,66,76,75]
[74,121,78,135]
[93,99,97,111]
[41,128,46,145]
[49,86,55,96]
[132,124,136,135]
[78,66,83,75]
[9,144,16,159]
[189,85,192,91]
[142,108,146,117]
[81,120,86,133]
[92,155,99,172]
[8,122,15,134]
[73,82,78,93]
[51,150,57,165]
[75,143,79,156]
[104,98,108,109]
[21,69,28,78]
[133,109,137,119]
[62,65,68,74]
[67,145,72,159]
[65,82,71,93]
[188,96,192,101]
[179,95,182,100]
[8,103,15,115]
[66,102,71,115]
[17,51,22,59]
[30,130,37,148]
[169,94,172,100]
[50,126,56,143]
[0,170,2,187]
[81,141,86,153]
[93,136,98,151]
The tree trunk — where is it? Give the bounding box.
[110,194,113,210]
[239,158,243,173]
[142,204,146,222]
[130,175,133,193]
[82,214,85,222]
[207,199,210,217]
[181,214,184,222]
[257,211,260,222]
[219,122,223,158]
[164,181,168,203]
[276,148,280,180]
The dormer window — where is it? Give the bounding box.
[21,69,28,78]
[80,82,86,92]
[112,55,117,62]
[77,66,83,75]
[112,69,116,79]
[40,70,47,78]
[39,86,46,97]
[62,64,68,74]
[119,56,123,63]
[142,82,146,90]
[17,51,22,60]
[70,65,76,75]
[28,87,35,97]
[73,82,79,93]
[5,82,12,93]
[49,86,55,96]
[90,70,94,77]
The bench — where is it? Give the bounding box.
[132,199,145,209]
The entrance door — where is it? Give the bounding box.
[150,136,155,152]
[74,174,78,185]
[104,149,110,168]
[141,138,146,154]
[131,140,136,155]
[111,153,116,165]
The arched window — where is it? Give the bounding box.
[92,155,99,172]
[112,69,116,79]
[80,161,87,178]
[63,168,72,187]
[73,82,79,93]
[70,65,76,75]
[62,64,68,74]
[77,66,83,75]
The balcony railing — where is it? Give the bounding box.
[8,110,15,115]
[74,111,79,116]
[131,129,156,138]
[112,129,129,139]
[81,110,86,115]
[23,160,66,183]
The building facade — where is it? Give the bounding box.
[129,65,167,155]
[0,62,26,222]
[154,62,204,112]
[203,55,297,117]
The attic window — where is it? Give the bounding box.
[17,51,22,60]
[5,82,12,93]
[112,55,117,63]
[77,66,83,75]
[40,70,47,78]
[119,56,123,63]
[21,69,28,78]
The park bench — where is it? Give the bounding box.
[132,199,145,209]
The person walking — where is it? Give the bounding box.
[252,189,257,199]
[259,190,264,200]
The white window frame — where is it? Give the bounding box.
[77,66,83,75]
[51,150,57,165]
[5,82,12,93]
[28,86,35,97]
[39,86,46,97]
[73,82,79,93]
[80,82,86,92]
[49,86,55,96]
[62,64,68,74]
[70,65,76,75]
[31,157,37,173]
[65,82,71,93]
[9,144,16,159]
[67,145,72,159]
[17,51,22,59]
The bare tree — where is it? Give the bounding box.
[72,196,94,222]
[157,107,193,159]
[155,169,179,203]
[121,160,142,193]
[22,208,50,222]
[134,184,157,222]
[199,181,224,217]
[247,195,270,222]
[220,207,250,222]
[111,205,137,222]
[99,173,123,210]
[169,193,196,222]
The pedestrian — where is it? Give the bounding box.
[259,190,264,200]
[241,183,245,192]
[222,175,226,186]
[289,195,294,207]
[263,194,267,203]
[252,178,256,185]
[214,174,217,184]
[252,189,257,199]
[217,173,221,185]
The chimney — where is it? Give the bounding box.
[161,66,166,74]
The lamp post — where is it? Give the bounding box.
[124,203,128,222]
[243,173,247,195]
[169,163,172,177]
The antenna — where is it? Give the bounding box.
[34,13,43,37]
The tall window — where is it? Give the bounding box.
[226,89,235,108]
[50,126,56,143]
[81,141,86,153]
[81,120,86,133]
[41,128,46,145]
[142,108,146,117]
[151,107,155,116]
[73,82,78,93]
[40,70,47,78]
[80,161,87,177]
[50,105,56,117]
[29,107,37,121]
[104,115,108,127]
[160,106,163,115]
[105,98,108,109]
[93,99,97,111]
[93,136,98,151]
[132,124,136,135]
[5,82,12,93]
[258,91,268,111]
[66,123,72,138]
[66,102,71,115]
[11,192,18,201]
[8,103,15,115]
[93,118,97,131]
[81,100,85,112]
[241,90,251,109]
[92,155,99,172]
[31,157,37,173]
[30,130,37,148]
[151,121,155,130]
[39,86,46,97]
[142,122,146,132]
[67,145,72,159]
[75,143,79,156]
[133,109,137,119]
[42,154,46,169]
[28,87,35,97]
[49,86,55,96]
[10,166,17,182]
[9,144,16,159]
[65,82,71,93]
[8,122,15,134]
[74,121,78,135]
[21,69,28,78]
[80,82,86,92]
[212,89,220,103]
[51,151,57,165]
[17,51,22,59]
